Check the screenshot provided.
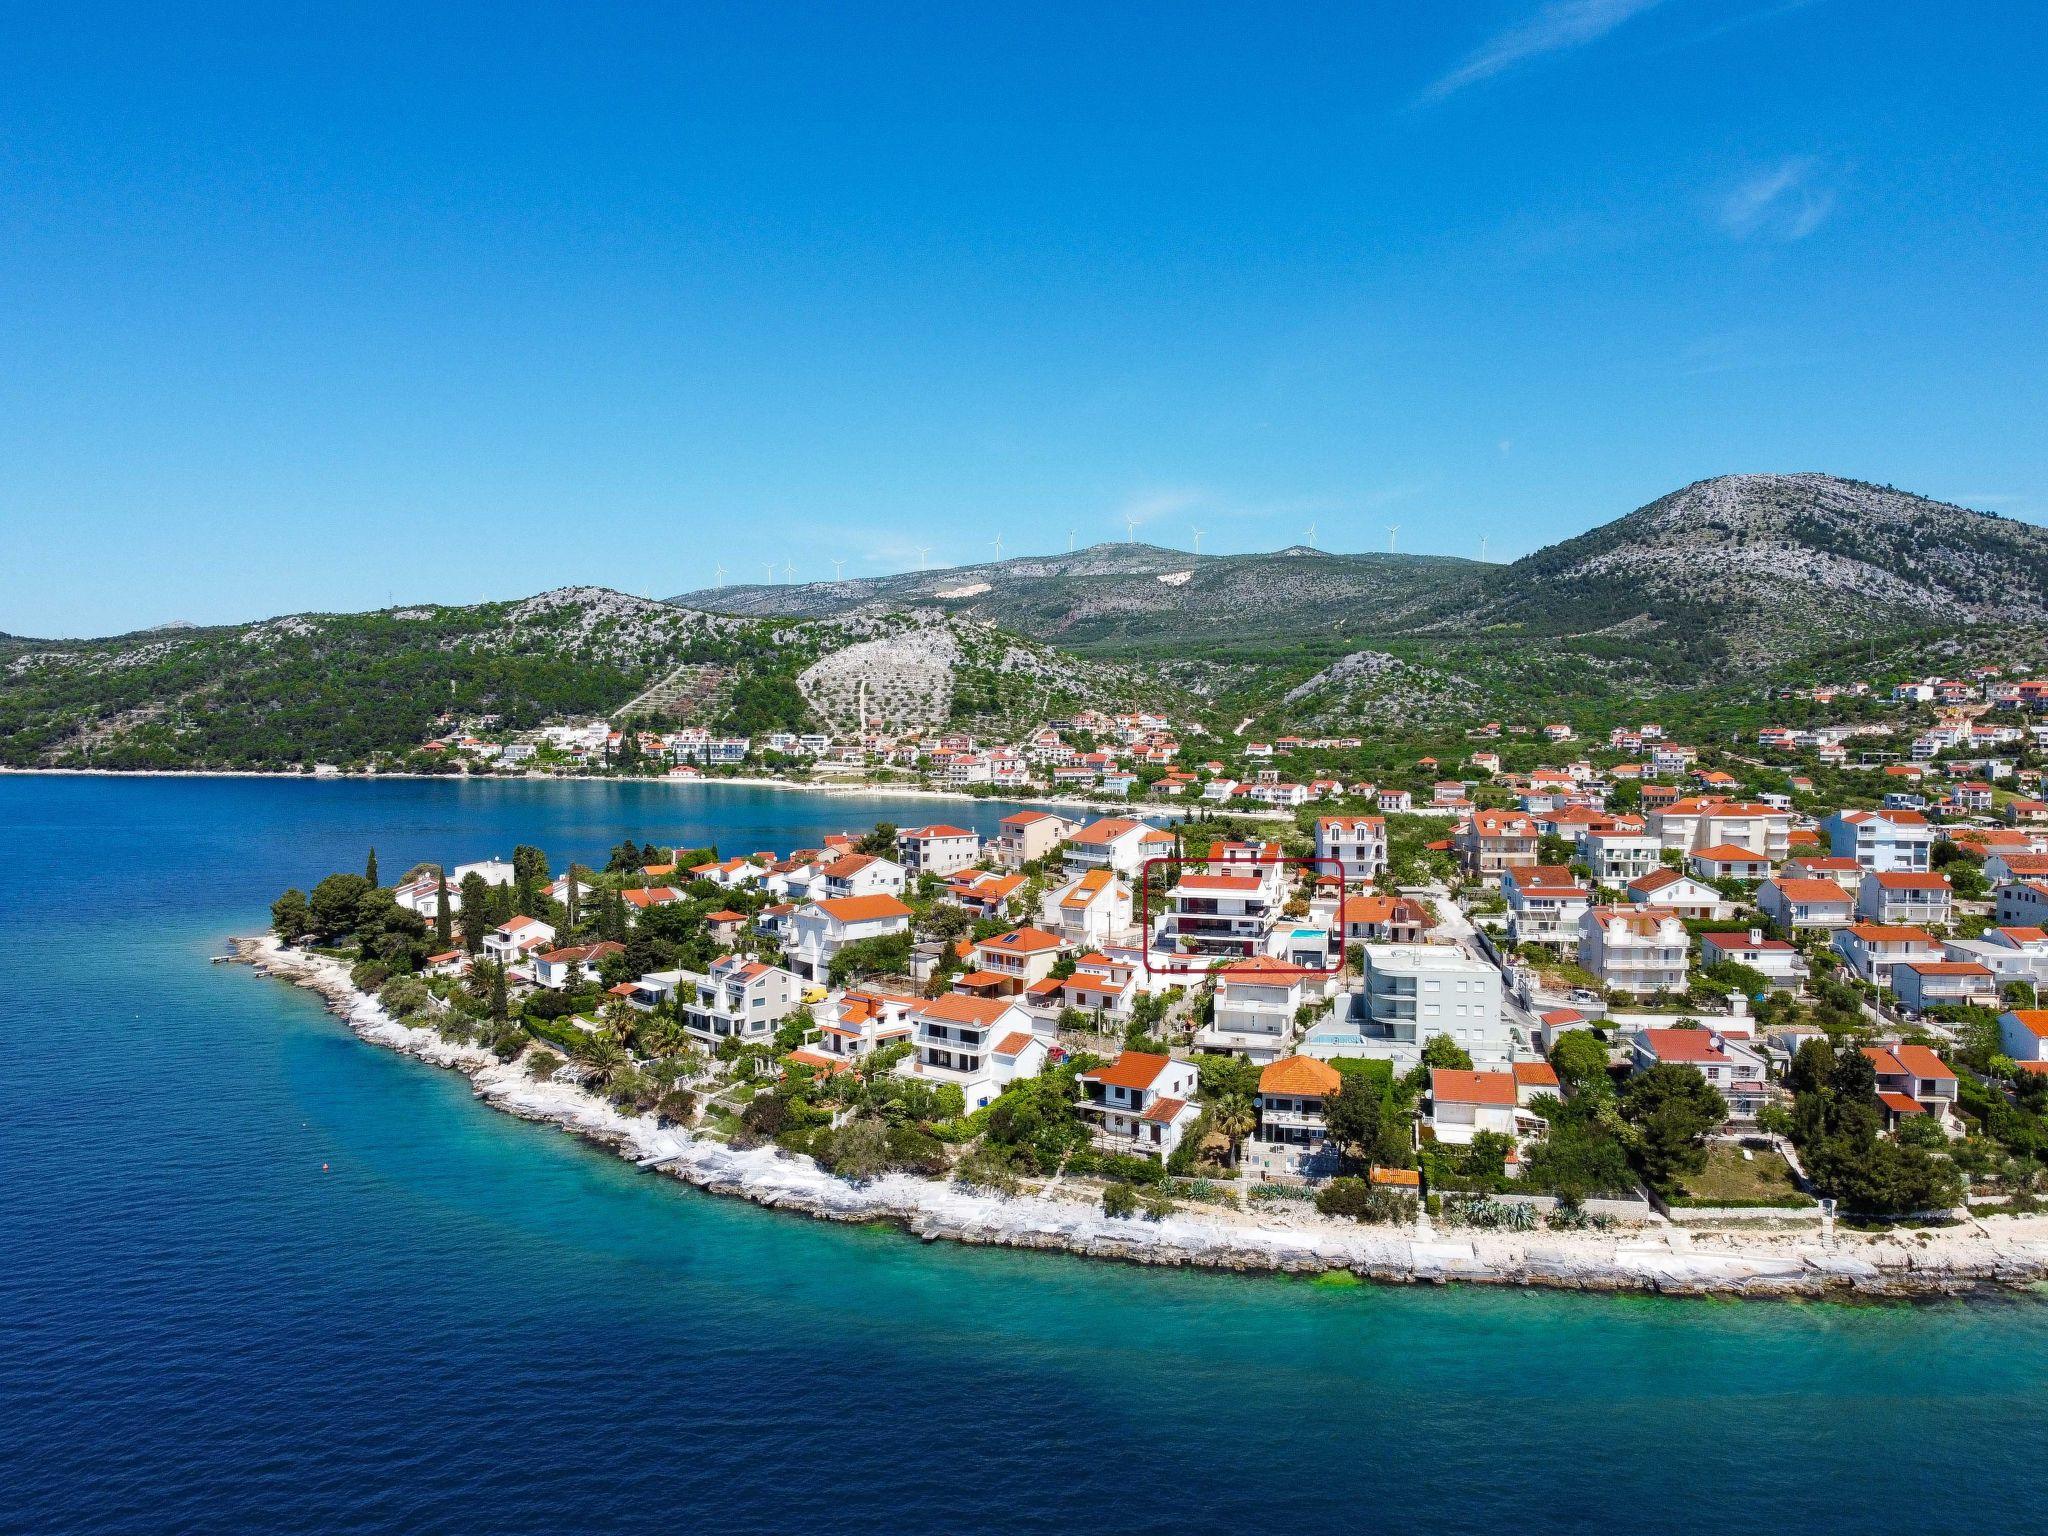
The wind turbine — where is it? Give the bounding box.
[992,533,1005,561]
[1124,515,1138,543]
[781,558,795,583]
[1067,528,1076,553]
[762,561,776,584]
[832,558,845,582]
[916,545,931,571]
[1387,525,1401,553]
[1479,534,1488,562]
[1305,521,1318,550]
[714,563,726,589]
[1191,528,1205,555]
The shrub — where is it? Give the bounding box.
[885,1124,948,1176]
[351,958,393,993]
[1314,1177,1414,1224]
[952,1146,1021,1196]
[1102,1182,1141,1219]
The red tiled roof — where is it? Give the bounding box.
[1431,1068,1517,1106]
[1641,1029,1728,1065]
[815,894,912,921]
[1259,1056,1341,1096]
[1081,1050,1173,1090]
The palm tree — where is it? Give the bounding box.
[582,1032,628,1092]
[1211,1090,1255,1167]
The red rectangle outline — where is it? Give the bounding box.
[1137,852,1346,979]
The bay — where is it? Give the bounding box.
[4,775,2045,1535]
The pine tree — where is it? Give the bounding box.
[365,846,379,885]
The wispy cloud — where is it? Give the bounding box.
[1116,488,1205,531]
[1716,157,1837,240]
[1422,0,1665,102]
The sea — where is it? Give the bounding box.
[5,774,2047,1535]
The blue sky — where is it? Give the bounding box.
[4,2,2044,636]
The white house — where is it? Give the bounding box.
[948,869,1026,922]
[679,955,802,1045]
[1996,880,2048,928]
[1194,956,1313,1063]
[1501,864,1591,948]
[817,854,907,900]
[1579,907,1690,995]
[1315,815,1388,882]
[784,893,913,981]
[1855,870,1953,928]
[1827,808,1937,873]
[482,916,555,968]
[1698,930,1806,987]
[1629,1028,1767,1123]
[1580,829,1664,883]
[1158,867,1283,961]
[898,993,1047,1112]
[1076,1051,1202,1161]
[1625,869,1733,921]
[531,941,622,989]
[1245,1055,1344,1181]
[807,988,918,1069]
[1427,1069,1520,1146]
[1029,951,1138,1021]
[1648,799,1792,860]
[958,925,1065,998]
[1348,944,1509,1067]
[1862,1042,1960,1130]
[1062,816,1175,879]
[897,824,981,878]
[1040,868,1134,947]
[1892,960,1996,1017]
[1759,877,1856,931]
[1832,923,1944,989]
[1686,844,1773,883]
[1998,1009,2048,1064]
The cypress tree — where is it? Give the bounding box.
[434,870,452,949]
[366,846,380,885]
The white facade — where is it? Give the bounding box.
[1194,958,1314,1063]
[783,895,912,981]
[1579,908,1689,995]
[679,955,801,1045]
[897,825,981,878]
[1315,816,1388,882]
[1351,945,1509,1066]
[1827,810,1937,873]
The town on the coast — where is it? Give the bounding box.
[261,671,2048,1243]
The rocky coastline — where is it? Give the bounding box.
[230,935,2048,1301]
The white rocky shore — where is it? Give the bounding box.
[231,936,2048,1301]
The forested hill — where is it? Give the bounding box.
[0,588,1149,770]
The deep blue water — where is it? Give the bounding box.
[6,775,2048,1535]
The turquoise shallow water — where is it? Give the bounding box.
[5,776,2047,1534]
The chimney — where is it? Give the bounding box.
[1748,927,1763,946]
